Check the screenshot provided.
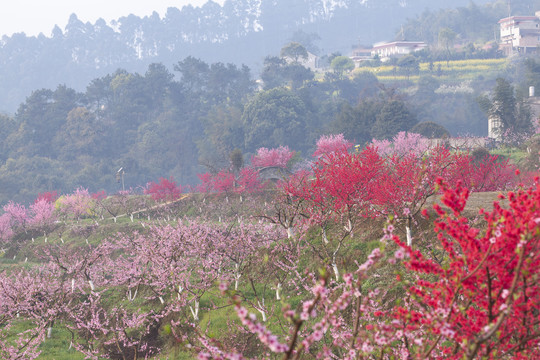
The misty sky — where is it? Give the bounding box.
[0,0,225,37]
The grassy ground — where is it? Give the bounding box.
[352,58,507,84]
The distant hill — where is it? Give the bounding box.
[0,0,492,113]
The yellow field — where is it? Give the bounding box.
[352,58,508,83]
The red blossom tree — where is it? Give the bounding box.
[195,172,214,193]
[235,167,264,194]
[35,191,58,204]
[144,177,183,202]
[389,177,540,359]
[211,170,235,195]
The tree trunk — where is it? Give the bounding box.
[190,300,200,321]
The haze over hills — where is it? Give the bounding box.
[0,0,493,113]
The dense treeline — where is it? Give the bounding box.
[0,56,420,204]
[2,53,540,205]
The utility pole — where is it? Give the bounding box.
[116,167,125,192]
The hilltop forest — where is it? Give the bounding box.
[0,0,532,113]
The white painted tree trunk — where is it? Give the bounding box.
[406,225,412,247]
[332,262,340,282]
[275,283,282,300]
[47,326,53,339]
[88,280,95,291]
[287,227,295,239]
[159,296,164,304]
[177,285,183,300]
[322,228,329,244]
[128,287,138,301]
[344,219,353,233]
[234,263,241,290]
[130,214,134,222]
[257,300,267,322]
[190,300,200,321]
[71,279,75,292]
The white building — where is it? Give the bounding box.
[499,12,540,55]
[370,41,428,60]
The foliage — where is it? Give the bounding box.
[242,88,308,152]
[0,52,519,205]
[480,78,533,135]
[371,100,418,140]
[280,42,308,63]
[411,121,450,138]
[330,56,355,79]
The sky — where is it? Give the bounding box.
[0,0,225,37]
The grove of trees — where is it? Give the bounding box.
[0,132,538,359]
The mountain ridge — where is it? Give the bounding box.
[0,0,491,113]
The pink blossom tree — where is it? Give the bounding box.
[371,131,430,157]
[312,133,353,158]
[0,213,14,246]
[56,188,93,222]
[2,201,28,232]
[27,199,57,233]
[251,146,295,168]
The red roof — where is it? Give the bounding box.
[498,16,538,24]
[372,41,426,49]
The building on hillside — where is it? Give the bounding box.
[499,12,540,55]
[350,45,373,66]
[370,41,428,61]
